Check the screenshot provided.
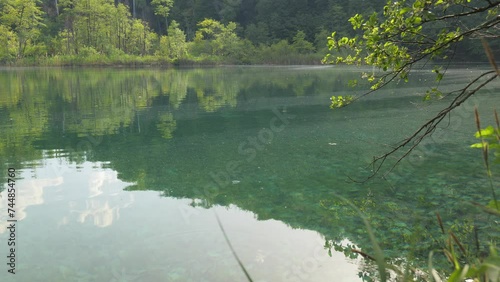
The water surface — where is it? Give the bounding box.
[0,66,499,281]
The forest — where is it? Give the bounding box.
[0,0,493,65]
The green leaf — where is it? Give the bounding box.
[436,73,443,82]
[349,14,364,30]
[487,200,500,211]
[399,7,410,15]
[470,143,484,149]
[330,95,354,108]
[423,92,431,101]
[474,126,495,138]
[348,79,358,87]
[448,265,468,282]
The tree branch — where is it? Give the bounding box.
[363,71,499,181]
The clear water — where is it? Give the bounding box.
[0,66,499,281]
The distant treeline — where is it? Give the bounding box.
[0,0,491,65]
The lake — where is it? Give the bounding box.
[0,66,499,281]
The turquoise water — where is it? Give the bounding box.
[0,66,499,281]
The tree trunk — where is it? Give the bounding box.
[132,0,136,18]
[165,17,168,35]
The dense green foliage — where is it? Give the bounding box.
[0,0,371,64]
[2,0,496,65]
[325,0,499,108]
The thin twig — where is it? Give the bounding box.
[353,71,498,182]
[352,248,377,261]
[214,210,254,282]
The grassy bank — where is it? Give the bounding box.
[1,52,325,67]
